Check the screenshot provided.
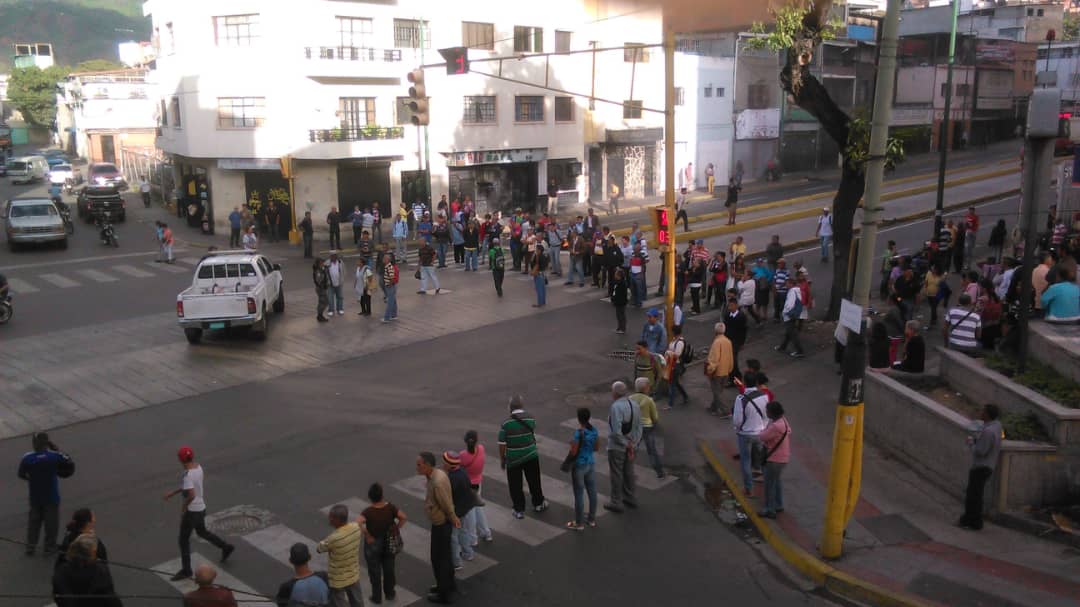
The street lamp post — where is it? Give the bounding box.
[932,0,962,242]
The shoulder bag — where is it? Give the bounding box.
[560,430,584,473]
[385,504,404,555]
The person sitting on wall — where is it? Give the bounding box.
[892,320,925,373]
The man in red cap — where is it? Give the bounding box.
[164,446,235,581]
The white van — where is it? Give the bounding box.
[8,155,49,185]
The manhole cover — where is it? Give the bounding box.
[564,393,594,407]
[204,505,275,536]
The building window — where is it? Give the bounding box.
[716,87,725,98]
[554,96,574,122]
[213,14,259,47]
[462,21,494,50]
[1027,8,1034,15]
[1038,8,1044,16]
[394,19,430,49]
[1066,47,1075,58]
[514,26,543,53]
[170,97,181,129]
[160,99,168,127]
[956,83,971,97]
[622,99,643,119]
[515,95,544,122]
[395,97,413,125]
[164,22,174,54]
[704,86,713,98]
[747,83,769,109]
[555,30,572,53]
[217,97,265,128]
[675,87,685,106]
[340,97,375,129]
[338,16,373,50]
[463,95,497,124]
[624,43,649,63]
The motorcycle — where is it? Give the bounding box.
[53,197,74,235]
[0,293,12,325]
[96,217,119,247]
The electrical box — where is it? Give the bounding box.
[1027,88,1062,139]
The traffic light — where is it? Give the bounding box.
[438,47,469,75]
[407,69,429,126]
[651,207,671,248]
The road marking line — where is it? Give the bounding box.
[74,268,118,283]
[240,523,422,606]
[177,256,202,266]
[148,260,189,273]
[111,263,155,278]
[155,554,274,607]
[37,273,80,288]
[0,249,177,272]
[393,476,563,547]
[6,276,39,293]
[324,497,498,580]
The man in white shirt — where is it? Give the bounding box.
[775,276,804,358]
[815,208,833,263]
[164,446,234,580]
[241,226,258,251]
[675,187,689,232]
[731,373,769,497]
[326,252,345,316]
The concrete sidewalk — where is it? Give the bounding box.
[690,324,1080,607]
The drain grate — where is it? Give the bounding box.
[204,505,275,536]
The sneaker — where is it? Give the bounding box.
[758,510,777,519]
[381,318,391,323]
[662,405,673,411]
[435,288,441,294]
[454,564,464,571]
[512,510,525,520]
[790,352,805,359]
[566,521,585,531]
[483,534,494,542]
[773,345,784,352]
[603,503,624,513]
[317,316,329,322]
[170,570,193,581]
[534,500,550,513]
[221,544,235,563]
[338,310,345,316]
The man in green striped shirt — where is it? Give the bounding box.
[498,395,549,519]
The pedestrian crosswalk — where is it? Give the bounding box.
[119,421,675,607]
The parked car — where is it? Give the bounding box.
[87,162,127,190]
[3,197,68,251]
[8,155,49,185]
[0,161,6,177]
[176,252,285,344]
[76,185,125,222]
[43,150,69,167]
[49,164,82,187]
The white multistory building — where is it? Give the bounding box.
[142,0,734,233]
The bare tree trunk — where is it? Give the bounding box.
[781,55,867,320]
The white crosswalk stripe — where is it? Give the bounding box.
[112,263,156,278]
[148,260,189,273]
[6,276,39,293]
[176,256,202,266]
[481,455,610,519]
[393,476,563,546]
[554,423,675,490]
[74,268,118,283]
[38,273,80,288]
[324,497,498,580]
[155,554,274,607]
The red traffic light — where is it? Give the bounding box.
[654,208,671,246]
[438,47,469,75]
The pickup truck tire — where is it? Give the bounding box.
[272,288,285,313]
[184,328,203,344]
[251,305,269,341]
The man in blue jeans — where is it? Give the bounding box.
[228,207,243,248]
[731,373,768,496]
[18,432,74,555]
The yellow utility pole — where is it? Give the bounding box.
[281,155,300,245]
[663,27,676,335]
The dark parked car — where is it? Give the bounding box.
[87,162,127,190]
[76,185,126,222]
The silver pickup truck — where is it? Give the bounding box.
[176,251,284,344]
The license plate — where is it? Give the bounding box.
[209,322,226,330]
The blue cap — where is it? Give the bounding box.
[647,307,660,317]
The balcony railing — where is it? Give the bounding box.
[309,126,405,143]
[303,46,403,62]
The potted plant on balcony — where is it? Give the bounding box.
[360,125,380,140]
[330,127,345,142]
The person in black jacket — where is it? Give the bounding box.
[299,211,314,258]
[326,207,342,250]
[604,236,624,299]
[52,534,122,607]
[55,508,107,572]
[724,298,748,385]
[894,320,926,373]
[313,258,330,322]
[612,268,629,333]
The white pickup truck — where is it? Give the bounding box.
[176,251,285,344]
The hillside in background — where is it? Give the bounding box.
[0,0,148,70]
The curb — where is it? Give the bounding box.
[989,511,1080,550]
[697,440,934,607]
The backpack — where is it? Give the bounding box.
[493,249,506,271]
[789,291,803,318]
[676,337,694,365]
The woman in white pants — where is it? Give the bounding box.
[458,431,493,544]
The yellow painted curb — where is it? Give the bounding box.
[698,440,934,607]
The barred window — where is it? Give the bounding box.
[217,97,265,128]
[463,96,496,124]
[463,21,494,50]
[622,100,643,119]
[214,14,259,47]
[394,19,430,49]
[340,97,375,129]
[515,95,544,122]
[554,97,574,122]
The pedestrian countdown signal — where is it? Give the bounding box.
[439,47,469,75]
[651,207,671,248]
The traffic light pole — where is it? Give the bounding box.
[663,28,676,335]
[932,0,961,242]
[419,18,432,204]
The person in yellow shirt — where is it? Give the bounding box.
[705,322,734,417]
[630,377,665,479]
[729,235,747,260]
[317,504,364,606]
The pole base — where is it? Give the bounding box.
[288,229,301,245]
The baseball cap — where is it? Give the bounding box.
[177,446,194,463]
[288,542,311,565]
[647,307,660,317]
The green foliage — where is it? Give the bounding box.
[842,113,906,174]
[985,354,1080,409]
[7,65,71,126]
[0,0,149,69]
[743,4,842,52]
[999,411,1051,443]
[1064,13,1080,41]
[74,59,125,72]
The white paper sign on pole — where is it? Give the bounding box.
[840,299,863,334]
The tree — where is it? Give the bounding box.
[7,65,70,127]
[74,59,125,72]
[745,0,904,319]
[1064,13,1080,41]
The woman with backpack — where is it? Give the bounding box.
[757,401,791,519]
